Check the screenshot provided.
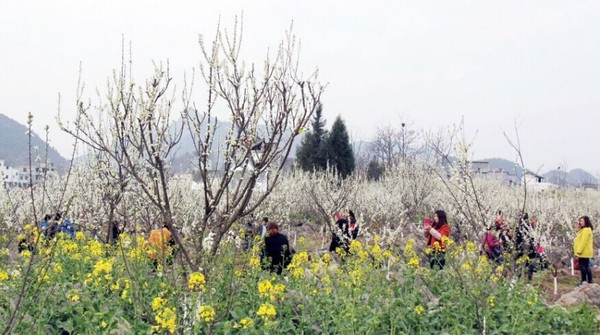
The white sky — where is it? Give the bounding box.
[2,1,600,174]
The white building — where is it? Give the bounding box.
[0,160,29,188]
[0,159,56,188]
[522,171,555,191]
[470,161,520,186]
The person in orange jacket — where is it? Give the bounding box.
[424,210,451,269]
[146,224,174,268]
[574,216,594,285]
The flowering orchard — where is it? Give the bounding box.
[1,128,600,332]
[2,19,599,334]
[0,224,597,333]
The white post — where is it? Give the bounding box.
[554,277,558,295]
[571,258,575,276]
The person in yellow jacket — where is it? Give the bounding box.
[146,224,174,268]
[574,216,594,285]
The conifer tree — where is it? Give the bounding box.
[325,116,355,178]
[296,104,327,171]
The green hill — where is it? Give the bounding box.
[0,113,68,172]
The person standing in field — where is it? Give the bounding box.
[482,225,503,263]
[262,222,293,275]
[243,215,256,252]
[146,223,174,268]
[574,215,594,285]
[495,210,514,253]
[258,217,269,239]
[515,213,538,281]
[345,209,359,240]
[424,210,451,269]
[329,212,350,253]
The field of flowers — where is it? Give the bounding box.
[1,138,599,333]
[0,225,597,334]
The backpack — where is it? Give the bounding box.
[61,220,75,238]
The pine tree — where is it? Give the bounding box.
[325,116,355,178]
[296,104,327,171]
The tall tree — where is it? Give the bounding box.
[369,123,418,168]
[325,116,355,178]
[366,160,384,181]
[296,103,327,171]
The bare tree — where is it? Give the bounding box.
[60,55,196,268]
[184,20,324,257]
[369,122,418,168]
[424,120,491,236]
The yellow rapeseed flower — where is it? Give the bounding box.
[407,257,420,268]
[155,307,176,334]
[350,268,365,285]
[516,256,529,265]
[75,231,85,241]
[404,238,417,258]
[258,279,273,297]
[67,289,80,302]
[59,239,79,254]
[92,258,114,277]
[335,247,348,258]
[349,240,363,254]
[249,256,261,270]
[488,296,495,307]
[85,240,104,257]
[199,305,215,323]
[310,262,320,275]
[371,244,383,260]
[37,268,50,283]
[258,279,285,301]
[272,284,285,300]
[53,263,63,274]
[188,272,206,291]
[441,236,455,248]
[128,248,145,261]
[357,250,369,261]
[152,296,167,312]
[287,252,309,278]
[382,250,392,260]
[414,305,425,315]
[256,302,277,321]
[0,268,10,281]
[322,253,332,265]
[240,317,254,329]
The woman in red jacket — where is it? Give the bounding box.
[425,210,451,269]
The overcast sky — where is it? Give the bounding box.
[2,1,599,174]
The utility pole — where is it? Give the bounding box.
[401,122,406,162]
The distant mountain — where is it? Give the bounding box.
[542,168,598,186]
[0,113,69,172]
[478,156,598,186]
